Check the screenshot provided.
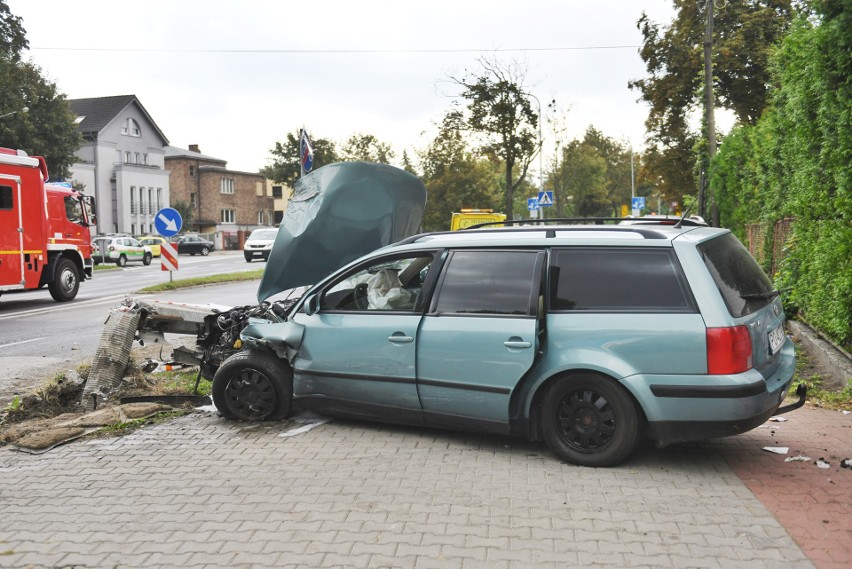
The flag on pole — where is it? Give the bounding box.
[300,128,314,177]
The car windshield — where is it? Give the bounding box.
[249,229,278,240]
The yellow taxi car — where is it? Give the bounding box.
[138,235,169,257]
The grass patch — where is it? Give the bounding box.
[96,410,188,436]
[93,263,121,271]
[137,269,264,292]
[789,344,852,411]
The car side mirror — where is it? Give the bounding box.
[303,293,320,316]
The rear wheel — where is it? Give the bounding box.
[48,258,80,302]
[540,374,641,467]
[116,255,127,267]
[212,351,292,421]
[200,247,209,256]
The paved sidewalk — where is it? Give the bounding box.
[0,410,823,569]
[714,405,852,569]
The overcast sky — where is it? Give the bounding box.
[9,0,677,174]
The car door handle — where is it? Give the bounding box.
[504,339,532,349]
[388,334,414,344]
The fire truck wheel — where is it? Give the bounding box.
[116,255,127,267]
[143,253,152,266]
[48,258,80,302]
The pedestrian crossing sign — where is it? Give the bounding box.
[537,191,554,207]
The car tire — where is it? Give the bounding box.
[143,253,152,266]
[48,258,80,302]
[200,247,209,256]
[117,255,127,267]
[244,254,252,263]
[540,374,641,467]
[212,350,292,421]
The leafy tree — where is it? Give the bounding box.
[1,0,27,62]
[418,111,502,231]
[260,132,340,186]
[171,199,195,233]
[0,1,81,179]
[629,1,794,206]
[340,133,395,163]
[450,58,539,219]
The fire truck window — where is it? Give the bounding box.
[64,196,83,223]
[0,185,12,210]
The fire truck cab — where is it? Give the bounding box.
[0,148,96,302]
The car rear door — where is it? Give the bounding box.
[416,249,545,427]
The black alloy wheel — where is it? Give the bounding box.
[541,374,641,467]
[212,351,292,421]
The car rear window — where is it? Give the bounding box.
[697,233,775,318]
[549,247,696,312]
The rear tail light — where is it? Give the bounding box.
[706,326,753,374]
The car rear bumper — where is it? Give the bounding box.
[623,337,797,447]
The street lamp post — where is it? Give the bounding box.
[0,106,28,119]
[526,92,544,218]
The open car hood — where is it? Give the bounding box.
[257,161,427,302]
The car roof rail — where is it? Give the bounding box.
[463,217,625,229]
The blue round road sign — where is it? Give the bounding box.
[154,207,183,237]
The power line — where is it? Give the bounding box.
[30,45,641,55]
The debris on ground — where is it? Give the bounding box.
[769,416,789,422]
[841,459,851,469]
[816,458,831,469]
[785,455,813,462]
[763,446,790,455]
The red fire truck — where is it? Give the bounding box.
[0,147,96,302]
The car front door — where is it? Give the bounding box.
[289,252,436,422]
[416,250,545,429]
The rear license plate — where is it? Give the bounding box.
[768,324,785,355]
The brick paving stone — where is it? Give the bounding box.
[0,411,823,568]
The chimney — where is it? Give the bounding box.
[188,144,200,153]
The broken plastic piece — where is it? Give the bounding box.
[768,416,788,422]
[816,458,831,469]
[762,446,789,455]
[784,456,812,462]
[840,459,851,469]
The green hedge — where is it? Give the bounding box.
[712,2,851,348]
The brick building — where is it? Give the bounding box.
[165,144,281,249]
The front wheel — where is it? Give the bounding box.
[142,253,152,266]
[48,258,80,302]
[540,374,641,467]
[212,350,292,421]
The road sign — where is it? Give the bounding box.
[154,207,182,237]
[160,241,178,272]
[631,197,646,211]
[527,197,540,211]
[537,191,554,207]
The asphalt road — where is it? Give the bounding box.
[0,251,265,405]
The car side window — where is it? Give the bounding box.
[321,254,434,312]
[432,250,542,316]
[549,247,696,312]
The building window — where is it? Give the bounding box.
[272,185,283,199]
[139,187,144,215]
[156,188,162,210]
[220,179,235,194]
[221,209,235,224]
[143,153,148,165]
[189,165,196,177]
[147,188,153,214]
[135,153,141,164]
[257,210,264,224]
[130,186,136,213]
[125,151,131,164]
[122,118,141,137]
[190,193,197,209]
[131,224,136,235]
